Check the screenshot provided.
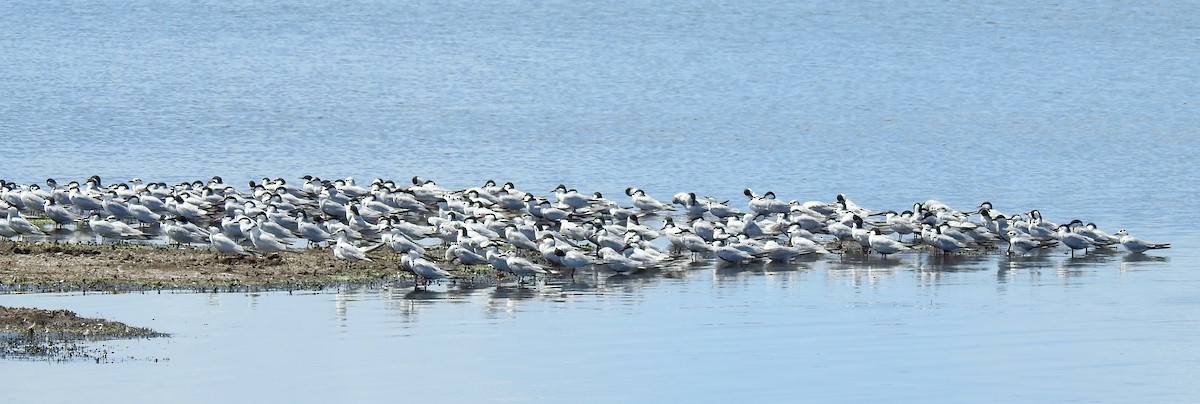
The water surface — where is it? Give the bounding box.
[1,0,1197,402]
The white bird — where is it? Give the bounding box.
[690,218,717,242]
[1006,230,1058,255]
[208,226,252,257]
[296,212,333,247]
[407,176,446,203]
[503,223,540,252]
[1114,229,1171,253]
[484,247,513,274]
[0,216,16,239]
[552,184,591,210]
[1024,210,1058,240]
[554,247,595,276]
[714,241,760,264]
[825,219,854,249]
[446,243,489,266]
[170,195,210,223]
[42,199,78,228]
[137,191,169,214]
[493,189,527,212]
[672,192,709,218]
[68,187,106,213]
[625,188,675,212]
[240,204,276,229]
[163,217,209,245]
[836,194,872,216]
[851,216,872,253]
[401,251,452,289]
[744,189,790,214]
[883,210,919,241]
[88,213,148,240]
[868,228,910,256]
[18,185,47,213]
[44,179,72,206]
[102,192,136,222]
[1056,224,1097,257]
[622,239,670,264]
[524,197,568,221]
[335,177,370,198]
[590,228,626,252]
[247,223,290,254]
[704,197,742,219]
[977,201,1007,221]
[5,207,44,239]
[623,215,662,240]
[126,197,164,226]
[786,233,829,255]
[1067,220,1120,246]
[597,247,644,273]
[761,240,820,262]
[506,252,548,282]
[333,230,372,263]
[922,225,970,255]
[381,227,425,255]
[676,229,714,258]
[387,216,434,240]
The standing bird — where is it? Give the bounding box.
[126,196,165,226]
[5,207,44,240]
[87,214,145,240]
[296,212,333,247]
[625,188,675,212]
[42,199,78,229]
[714,242,760,264]
[506,252,548,283]
[922,225,970,255]
[551,184,591,211]
[1113,230,1171,253]
[333,230,372,263]
[1006,230,1058,255]
[401,250,452,290]
[163,217,209,246]
[554,247,595,277]
[208,226,252,257]
[868,228,910,257]
[247,223,290,254]
[68,186,106,213]
[1056,224,1097,257]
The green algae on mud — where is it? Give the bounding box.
[0,240,484,293]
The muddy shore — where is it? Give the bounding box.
[0,305,167,362]
[0,240,493,293]
[0,240,492,361]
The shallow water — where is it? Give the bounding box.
[3,251,1196,402]
[2,0,1198,402]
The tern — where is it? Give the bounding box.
[401,251,452,290]
[333,230,372,263]
[1113,230,1171,253]
[868,228,910,256]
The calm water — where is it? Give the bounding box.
[2,0,1198,402]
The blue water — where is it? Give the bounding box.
[2,1,1198,402]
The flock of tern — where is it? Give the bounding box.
[0,176,1172,286]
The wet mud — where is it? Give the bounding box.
[0,240,488,293]
[0,305,166,363]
